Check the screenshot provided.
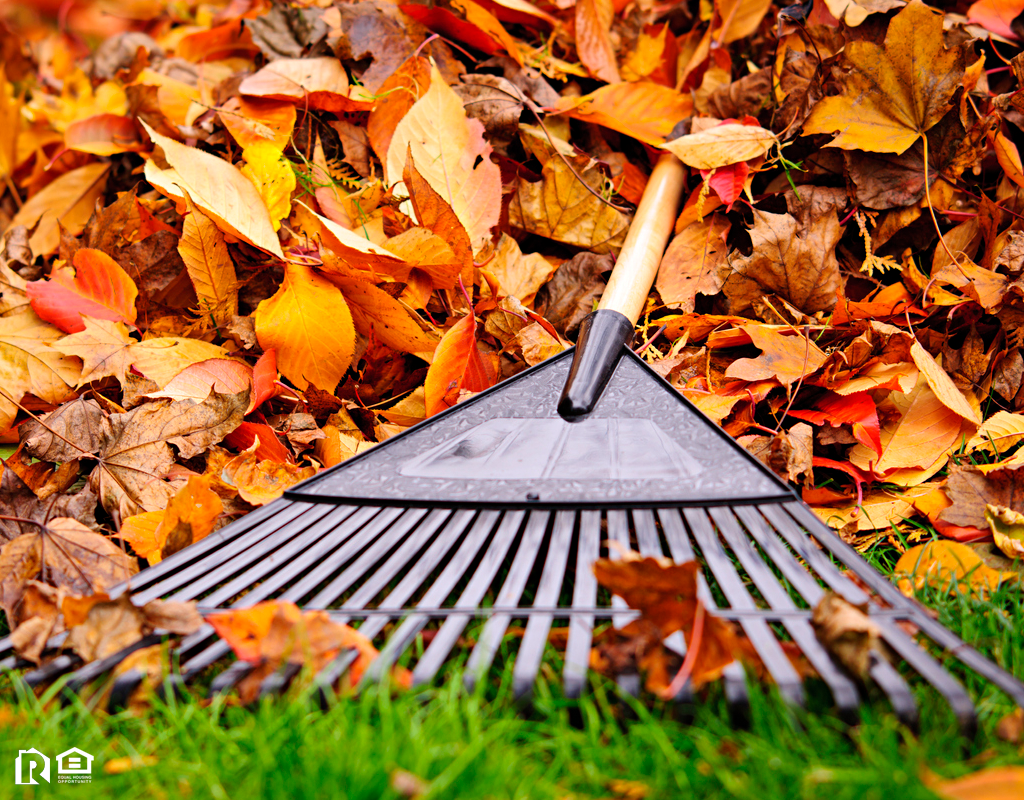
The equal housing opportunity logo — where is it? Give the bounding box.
[15,748,93,785]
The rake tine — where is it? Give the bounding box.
[512,510,575,700]
[60,633,165,704]
[631,510,693,703]
[165,505,365,604]
[739,505,920,722]
[563,510,601,698]
[127,501,326,602]
[22,654,80,689]
[873,619,977,737]
[411,511,527,688]
[108,669,144,712]
[465,511,549,692]
[658,508,750,716]
[210,660,255,696]
[360,511,501,688]
[306,509,458,610]
[137,504,341,603]
[195,506,394,607]
[259,662,302,698]
[868,659,920,730]
[683,508,805,707]
[718,508,860,720]
[781,502,1024,711]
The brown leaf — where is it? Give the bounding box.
[941,466,1024,530]
[723,209,842,314]
[811,593,882,679]
[0,518,137,629]
[508,154,632,254]
[535,252,611,335]
[656,213,731,311]
[0,467,98,541]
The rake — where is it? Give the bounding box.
[5,154,1024,735]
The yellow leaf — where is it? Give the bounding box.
[141,122,284,258]
[386,64,501,252]
[104,756,159,775]
[966,411,1024,455]
[178,192,239,326]
[328,277,438,355]
[848,374,962,476]
[894,540,1017,597]
[802,1,967,154]
[910,341,981,423]
[10,162,110,258]
[661,123,778,170]
[985,505,1024,560]
[253,262,356,392]
[241,142,296,231]
[0,311,80,434]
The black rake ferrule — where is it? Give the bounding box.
[557,310,635,420]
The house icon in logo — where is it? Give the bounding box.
[56,748,93,775]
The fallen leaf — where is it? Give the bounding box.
[802,1,967,153]
[554,82,693,146]
[723,209,842,314]
[0,517,137,628]
[253,262,356,393]
[178,192,239,327]
[9,162,110,258]
[142,123,284,258]
[387,63,502,252]
[923,766,1024,800]
[509,154,632,254]
[424,312,496,416]
[725,325,827,387]
[984,504,1024,559]
[656,213,731,311]
[240,142,297,231]
[662,122,778,169]
[811,593,882,678]
[27,247,138,334]
[894,540,1018,597]
[239,57,374,112]
[220,445,318,505]
[575,0,620,83]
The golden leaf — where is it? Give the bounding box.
[178,192,239,326]
[253,262,356,392]
[240,142,296,231]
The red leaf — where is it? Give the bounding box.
[26,248,139,334]
[224,421,294,464]
[424,313,496,416]
[700,162,749,206]
[251,349,281,411]
[789,392,882,456]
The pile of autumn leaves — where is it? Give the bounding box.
[3,0,1024,708]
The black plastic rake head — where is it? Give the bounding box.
[2,346,1023,736]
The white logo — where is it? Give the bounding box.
[15,749,49,785]
[56,748,93,783]
[14,747,93,785]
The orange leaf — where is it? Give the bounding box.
[224,421,294,464]
[218,96,296,152]
[251,350,281,411]
[145,359,254,413]
[220,449,318,506]
[26,248,138,334]
[924,766,1024,800]
[424,313,496,416]
[64,114,144,157]
[555,82,693,147]
[575,0,621,83]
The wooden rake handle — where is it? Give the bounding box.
[557,153,686,419]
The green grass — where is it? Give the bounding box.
[1,580,1023,800]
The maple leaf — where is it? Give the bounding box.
[0,517,137,630]
[509,154,632,254]
[54,317,230,387]
[723,208,842,315]
[21,392,249,519]
[802,1,967,154]
[0,310,80,435]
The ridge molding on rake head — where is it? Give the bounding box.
[0,343,1021,736]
